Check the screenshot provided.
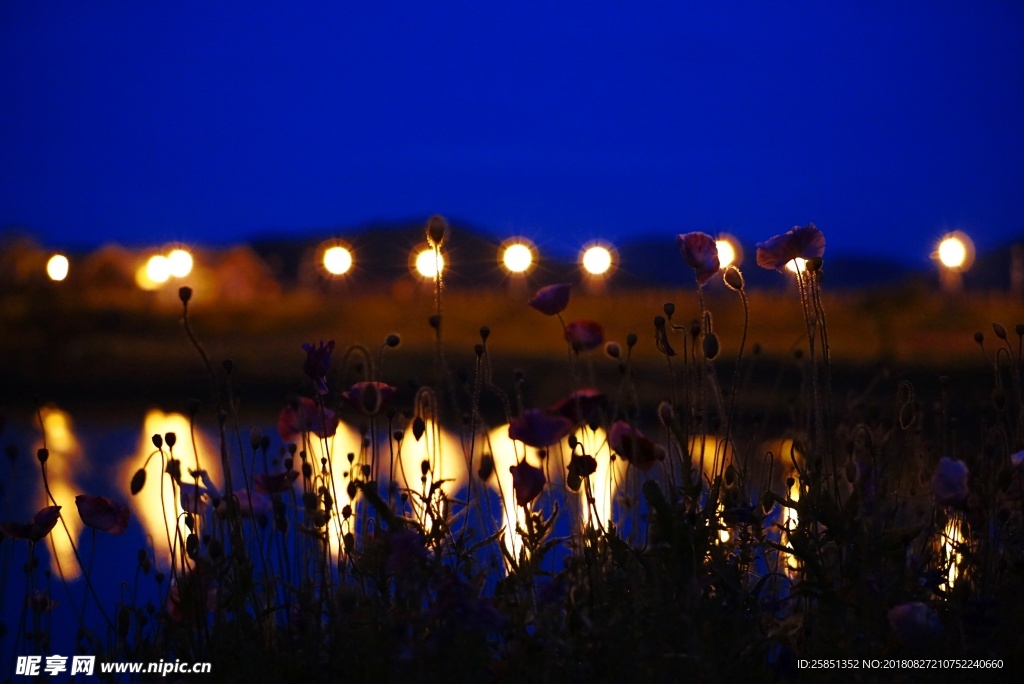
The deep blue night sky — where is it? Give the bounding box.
[2,1,1022,263]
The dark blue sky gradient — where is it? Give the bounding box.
[2,2,1022,262]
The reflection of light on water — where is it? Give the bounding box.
[942,515,965,589]
[572,427,624,530]
[783,473,800,576]
[122,410,218,566]
[485,426,537,563]
[388,420,465,523]
[35,407,84,579]
[484,426,624,564]
[301,423,363,553]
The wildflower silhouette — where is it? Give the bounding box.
[564,319,603,351]
[528,283,571,316]
[676,232,721,285]
[549,388,606,423]
[509,460,546,507]
[608,421,664,471]
[755,223,826,271]
[0,505,61,542]
[342,380,397,416]
[508,409,573,448]
[277,396,339,442]
[75,494,130,535]
[301,339,335,395]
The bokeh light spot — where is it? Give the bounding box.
[323,246,353,275]
[46,254,69,281]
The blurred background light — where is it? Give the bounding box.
[937,231,974,271]
[581,244,614,276]
[414,247,444,278]
[501,240,535,274]
[785,257,808,274]
[323,245,353,275]
[167,248,194,278]
[46,254,69,281]
[716,234,742,269]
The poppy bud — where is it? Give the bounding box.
[178,286,192,303]
[480,326,490,341]
[385,334,401,348]
[152,434,163,450]
[663,302,675,318]
[130,469,146,495]
[605,341,621,358]
[250,427,262,451]
[420,459,430,476]
[426,214,448,247]
[37,448,48,464]
[478,454,495,482]
[429,315,441,330]
[626,333,637,348]
[993,322,1007,340]
[164,432,176,448]
[413,417,426,441]
[1016,324,1024,337]
[723,266,745,291]
[973,331,984,345]
[657,401,674,427]
[703,332,720,360]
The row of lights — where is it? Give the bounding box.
[42,232,977,284]
[322,235,745,279]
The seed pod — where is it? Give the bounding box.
[703,332,720,360]
[993,322,1007,340]
[723,266,745,291]
[426,214,449,247]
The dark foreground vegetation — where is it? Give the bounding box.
[3,220,1023,682]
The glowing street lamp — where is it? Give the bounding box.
[146,255,172,284]
[501,240,536,274]
[715,234,742,269]
[167,248,194,278]
[933,230,975,292]
[323,245,354,276]
[580,243,614,277]
[413,246,444,279]
[46,254,69,281]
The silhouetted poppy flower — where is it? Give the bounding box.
[509,460,546,507]
[677,232,720,286]
[0,505,61,542]
[253,470,299,495]
[549,388,606,423]
[528,283,571,316]
[301,340,335,395]
[567,453,599,491]
[508,409,574,448]
[932,457,969,507]
[564,320,604,351]
[608,421,665,471]
[75,494,130,535]
[756,223,825,272]
[342,381,397,416]
[277,397,339,443]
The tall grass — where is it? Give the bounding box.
[3,220,1023,682]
